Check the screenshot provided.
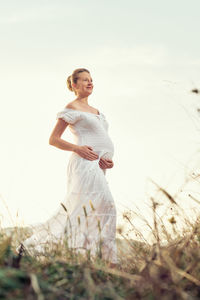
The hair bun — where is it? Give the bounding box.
[66,75,73,92]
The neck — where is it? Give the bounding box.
[75,95,89,105]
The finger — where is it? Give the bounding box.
[99,158,107,164]
[99,163,106,169]
[88,153,98,160]
[89,150,99,157]
[99,162,104,169]
[100,158,113,165]
[99,160,106,166]
[86,156,93,160]
[88,154,96,160]
[99,158,107,165]
[86,152,97,160]
[99,157,105,161]
[105,159,113,163]
[105,162,113,168]
[87,146,93,150]
[102,163,110,168]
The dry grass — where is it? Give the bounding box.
[1,177,200,299]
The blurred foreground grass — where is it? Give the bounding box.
[1,196,200,300]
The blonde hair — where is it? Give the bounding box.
[66,68,90,95]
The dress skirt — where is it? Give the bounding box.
[21,152,118,264]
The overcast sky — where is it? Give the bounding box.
[0,0,200,236]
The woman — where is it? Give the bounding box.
[18,68,117,266]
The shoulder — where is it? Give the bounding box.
[56,102,81,124]
[65,101,78,110]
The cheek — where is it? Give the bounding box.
[80,83,86,89]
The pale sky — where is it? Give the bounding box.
[1,0,200,236]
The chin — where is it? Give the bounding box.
[86,90,93,96]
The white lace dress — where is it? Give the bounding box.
[20,108,117,264]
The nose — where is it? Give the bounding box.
[87,83,93,87]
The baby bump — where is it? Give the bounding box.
[77,133,114,160]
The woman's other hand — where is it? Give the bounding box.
[99,157,114,169]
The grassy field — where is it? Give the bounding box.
[1,188,200,300]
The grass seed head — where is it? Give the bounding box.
[97,219,101,233]
[89,200,95,211]
[117,225,124,235]
[61,203,68,213]
[83,205,87,217]
[168,216,176,224]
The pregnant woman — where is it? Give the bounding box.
[18,68,117,266]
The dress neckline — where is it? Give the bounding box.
[63,107,101,116]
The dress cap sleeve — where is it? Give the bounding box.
[56,108,81,124]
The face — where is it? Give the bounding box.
[72,72,94,97]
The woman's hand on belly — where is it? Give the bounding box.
[75,145,99,160]
[99,157,114,169]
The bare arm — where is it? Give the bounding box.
[49,118,78,152]
[49,118,99,160]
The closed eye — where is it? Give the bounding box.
[84,78,93,82]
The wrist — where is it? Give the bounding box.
[73,145,79,153]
